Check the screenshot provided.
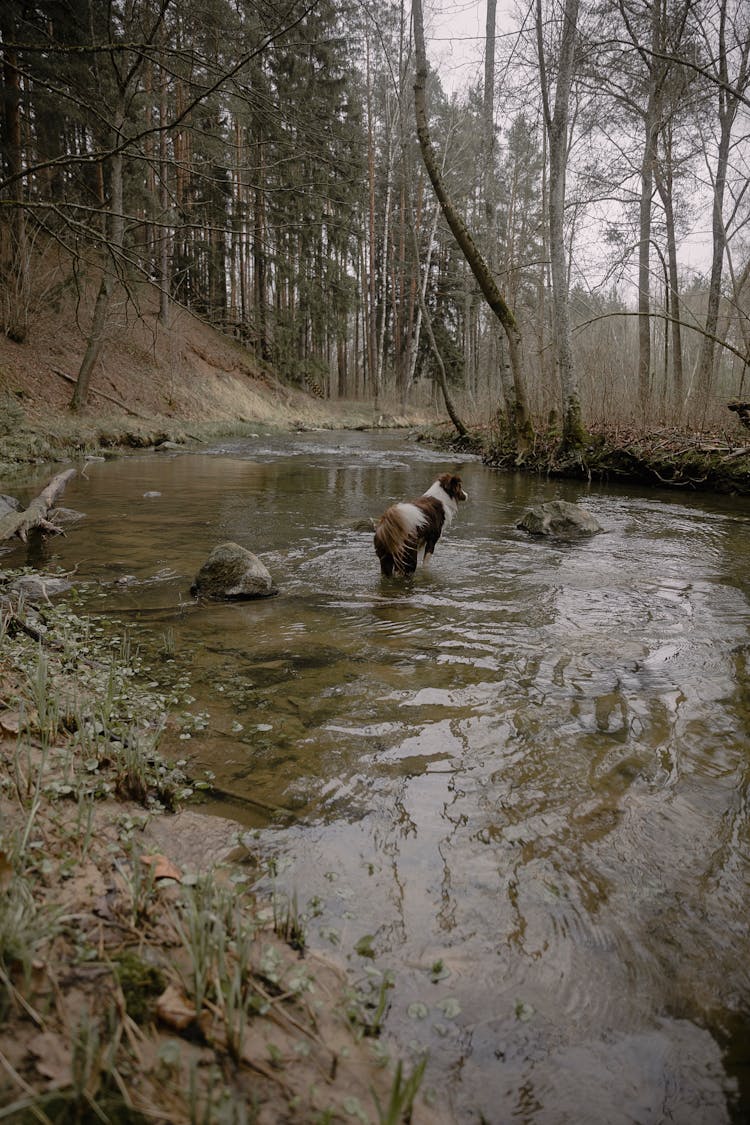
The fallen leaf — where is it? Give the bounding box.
[27,1031,73,1086]
[156,984,196,1031]
[0,710,20,735]
[140,853,182,882]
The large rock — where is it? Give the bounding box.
[191,542,277,600]
[517,499,602,537]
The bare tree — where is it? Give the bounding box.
[693,0,750,409]
[411,0,532,451]
[536,0,584,449]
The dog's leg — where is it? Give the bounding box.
[380,554,395,577]
[422,531,441,565]
[400,539,419,575]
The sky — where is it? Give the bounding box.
[420,0,715,277]
[426,0,487,93]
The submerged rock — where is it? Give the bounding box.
[8,574,74,601]
[49,506,85,525]
[191,541,278,600]
[517,499,602,537]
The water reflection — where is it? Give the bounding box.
[4,431,750,1122]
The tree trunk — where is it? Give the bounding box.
[158,47,170,326]
[654,151,684,410]
[694,0,750,409]
[536,0,583,451]
[71,134,124,412]
[1,9,28,343]
[411,0,532,453]
[411,222,468,436]
[636,0,663,417]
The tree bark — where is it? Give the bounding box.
[411,0,532,452]
[654,150,684,410]
[70,98,125,412]
[410,223,468,436]
[1,7,28,343]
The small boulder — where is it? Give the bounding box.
[191,542,278,600]
[0,495,20,519]
[517,499,602,537]
[352,517,377,533]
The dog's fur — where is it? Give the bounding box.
[373,473,468,576]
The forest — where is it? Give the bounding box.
[1,0,749,453]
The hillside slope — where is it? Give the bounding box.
[0,281,423,441]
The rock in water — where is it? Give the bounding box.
[0,495,21,519]
[191,542,278,600]
[517,499,602,537]
[8,575,74,601]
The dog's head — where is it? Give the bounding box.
[437,473,468,502]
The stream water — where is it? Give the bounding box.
[5,429,750,1123]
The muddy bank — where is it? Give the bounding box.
[425,422,750,496]
[0,586,439,1123]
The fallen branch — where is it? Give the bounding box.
[722,445,750,462]
[0,468,76,542]
[50,366,147,419]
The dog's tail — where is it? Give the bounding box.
[374,507,418,575]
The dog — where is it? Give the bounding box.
[373,473,468,576]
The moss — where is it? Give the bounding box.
[112,950,165,1024]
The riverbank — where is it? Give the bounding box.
[0,295,433,477]
[0,585,438,1123]
[422,418,750,497]
[2,294,749,495]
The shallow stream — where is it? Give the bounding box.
[6,430,750,1122]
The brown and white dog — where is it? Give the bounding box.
[373,473,468,577]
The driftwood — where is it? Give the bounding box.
[0,468,77,542]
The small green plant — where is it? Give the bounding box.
[372,1056,428,1125]
[115,849,158,928]
[0,869,55,1019]
[347,970,394,1039]
[272,890,306,953]
[160,626,177,660]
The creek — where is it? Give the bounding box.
[6,429,750,1123]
